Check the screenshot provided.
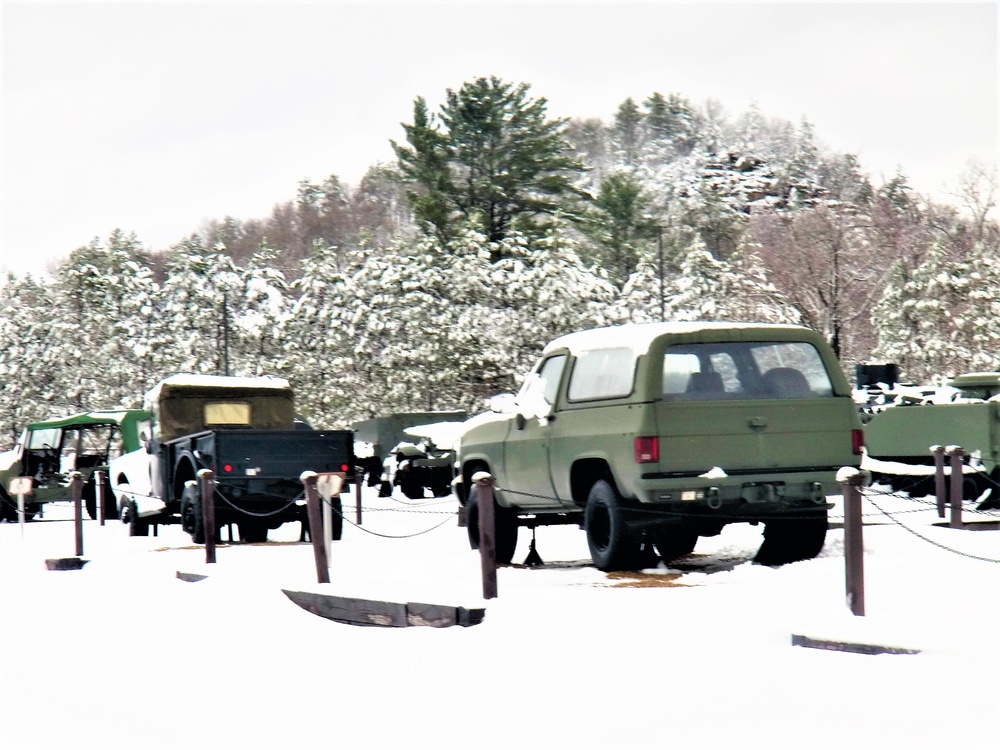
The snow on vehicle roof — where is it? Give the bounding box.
[542,322,810,356]
[145,373,291,402]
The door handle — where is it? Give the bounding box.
[748,416,767,430]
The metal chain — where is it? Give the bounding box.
[865,495,1000,564]
[322,495,457,539]
[213,487,304,518]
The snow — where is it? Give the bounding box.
[2,485,999,750]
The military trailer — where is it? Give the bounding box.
[0,409,148,522]
[352,411,466,498]
[458,322,864,570]
[110,374,354,542]
[862,371,1000,505]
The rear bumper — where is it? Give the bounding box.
[634,466,850,508]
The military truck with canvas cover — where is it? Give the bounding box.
[862,372,1000,507]
[109,374,354,542]
[0,409,148,522]
[457,322,864,570]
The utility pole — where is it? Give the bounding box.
[658,225,665,322]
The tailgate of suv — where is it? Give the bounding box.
[653,398,858,475]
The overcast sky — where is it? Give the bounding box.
[2,2,997,277]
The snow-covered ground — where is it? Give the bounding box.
[1,484,998,750]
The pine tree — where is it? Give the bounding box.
[393,77,586,255]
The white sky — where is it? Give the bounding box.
[2,1,997,277]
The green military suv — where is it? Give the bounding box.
[0,409,149,522]
[458,322,864,570]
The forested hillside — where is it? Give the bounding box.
[1,78,997,442]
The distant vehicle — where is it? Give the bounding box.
[457,322,864,570]
[0,409,148,522]
[110,374,354,542]
[352,412,466,498]
[862,371,1000,506]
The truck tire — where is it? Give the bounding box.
[654,527,699,562]
[84,475,116,521]
[753,512,827,566]
[466,485,518,565]
[238,521,268,543]
[585,480,642,572]
[121,499,149,537]
[326,497,344,541]
[180,484,204,544]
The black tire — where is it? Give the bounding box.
[400,477,425,500]
[753,513,828,566]
[180,484,204,544]
[326,497,344,541]
[585,479,641,572]
[238,521,268,543]
[465,484,518,565]
[0,489,18,522]
[84,485,97,521]
[654,526,699,562]
[121,499,149,537]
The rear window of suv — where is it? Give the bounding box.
[663,341,833,401]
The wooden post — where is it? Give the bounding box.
[70,472,84,557]
[931,445,946,518]
[355,466,363,525]
[947,446,965,529]
[198,469,217,564]
[301,472,330,585]
[474,472,498,600]
[838,467,865,616]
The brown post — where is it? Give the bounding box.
[301,472,330,584]
[474,473,498,600]
[838,467,865,616]
[947,446,965,529]
[355,466,363,525]
[931,445,946,518]
[70,472,84,557]
[198,469,217,564]
[95,470,107,526]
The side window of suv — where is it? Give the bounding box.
[518,354,568,417]
[568,347,637,401]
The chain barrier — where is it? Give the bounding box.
[212,487,304,519]
[321,495,456,539]
[865,494,1000,564]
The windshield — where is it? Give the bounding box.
[663,341,833,401]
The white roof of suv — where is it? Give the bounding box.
[543,322,809,356]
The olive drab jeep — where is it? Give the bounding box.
[0,410,149,522]
[457,322,864,571]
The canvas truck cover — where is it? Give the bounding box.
[144,374,296,441]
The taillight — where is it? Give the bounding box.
[222,463,233,473]
[635,436,659,463]
[852,429,865,456]
[340,464,350,473]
